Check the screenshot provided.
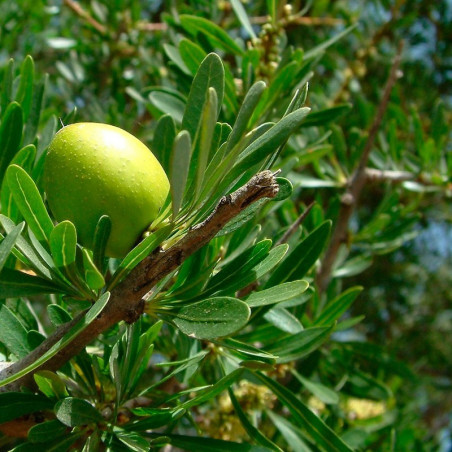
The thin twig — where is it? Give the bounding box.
[365,168,413,183]
[276,201,316,246]
[63,0,108,35]
[0,171,279,391]
[316,41,404,293]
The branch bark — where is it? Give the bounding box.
[0,171,279,391]
[316,42,404,293]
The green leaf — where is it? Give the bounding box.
[0,102,23,184]
[170,131,192,220]
[34,370,69,400]
[0,59,14,113]
[292,371,340,405]
[150,432,272,451]
[228,388,282,451]
[274,177,293,201]
[0,144,36,222]
[0,303,31,358]
[314,286,363,326]
[304,24,357,60]
[179,368,244,410]
[115,429,150,452]
[55,397,103,427]
[179,15,244,56]
[49,221,77,269]
[231,0,257,39]
[164,43,191,75]
[0,292,110,388]
[254,372,354,452]
[299,104,351,128]
[173,297,250,339]
[16,55,35,122]
[193,87,218,202]
[126,408,178,431]
[149,91,185,123]
[264,307,304,334]
[27,419,67,443]
[179,39,208,75]
[23,74,47,145]
[220,338,277,364]
[182,53,224,141]
[266,221,331,287]
[47,304,72,326]
[0,392,53,423]
[6,164,54,244]
[0,222,24,272]
[82,248,105,290]
[0,214,53,279]
[92,215,111,271]
[246,280,309,307]
[142,351,208,394]
[0,268,63,298]
[108,225,173,290]
[202,239,273,296]
[268,325,334,363]
[266,411,313,452]
[216,198,267,237]
[237,107,311,170]
[153,114,176,173]
[225,81,267,154]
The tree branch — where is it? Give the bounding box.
[365,168,413,183]
[316,42,404,293]
[63,0,108,35]
[0,171,279,391]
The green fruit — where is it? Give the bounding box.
[44,122,170,258]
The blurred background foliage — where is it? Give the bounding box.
[1,0,451,451]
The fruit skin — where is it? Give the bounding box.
[44,122,170,258]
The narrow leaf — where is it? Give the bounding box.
[82,248,105,290]
[254,372,354,452]
[0,144,36,222]
[0,222,25,272]
[292,371,339,405]
[0,268,63,297]
[231,0,257,39]
[246,281,309,307]
[266,221,331,287]
[6,164,54,244]
[228,388,282,451]
[0,303,31,358]
[170,131,192,219]
[0,392,53,423]
[179,39,207,75]
[92,215,111,271]
[226,81,267,154]
[182,53,224,141]
[314,286,363,326]
[153,114,176,173]
[0,102,23,184]
[49,221,77,269]
[179,15,244,56]
[299,104,351,128]
[0,292,110,388]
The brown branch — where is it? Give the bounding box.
[275,201,316,246]
[0,171,279,391]
[63,0,108,35]
[316,42,404,293]
[251,16,345,26]
[365,168,413,183]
